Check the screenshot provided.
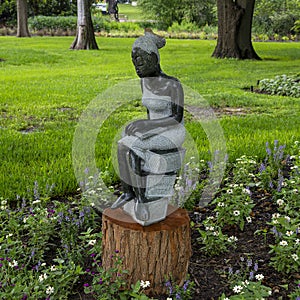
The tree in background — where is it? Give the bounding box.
[16,0,30,37]
[0,0,77,26]
[107,0,119,21]
[70,0,98,50]
[29,0,77,17]
[138,0,216,29]
[212,0,260,59]
[0,0,17,26]
[253,0,300,36]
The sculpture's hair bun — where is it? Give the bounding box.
[132,29,166,62]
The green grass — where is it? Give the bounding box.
[118,3,143,21]
[0,36,299,200]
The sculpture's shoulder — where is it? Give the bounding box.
[157,74,182,92]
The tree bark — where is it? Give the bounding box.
[70,0,98,50]
[108,0,119,21]
[102,207,192,296]
[16,0,30,37]
[212,0,260,59]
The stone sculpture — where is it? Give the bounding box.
[111,29,185,225]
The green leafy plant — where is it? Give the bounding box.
[288,281,300,299]
[219,257,272,299]
[165,276,195,300]
[256,140,287,191]
[258,74,300,98]
[212,185,254,231]
[195,216,238,256]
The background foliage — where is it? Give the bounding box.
[0,0,299,37]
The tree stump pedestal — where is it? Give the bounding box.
[101,206,191,296]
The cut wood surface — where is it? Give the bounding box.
[102,206,192,296]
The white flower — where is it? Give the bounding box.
[243,188,251,195]
[272,213,280,219]
[9,260,18,268]
[276,199,284,206]
[50,265,57,271]
[246,216,252,223]
[227,189,233,194]
[296,239,300,245]
[41,262,46,267]
[140,280,150,288]
[205,226,214,231]
[268,290,272,295]
[167,298,173,300]
[32,200,41,205]
[39,273,48,282]
[213,231,219,236]
[285,216,291,222]
[233,285,243,293]
[242,280,249,287]
[279,240,288,246]
[6,233,13,239]
[88,240,97,246]
[255,274,264,281]
[90,202,95,207]
[228,236,238,242]
[1,199,7,205]
[233,210,240,216]
[46,286,54,295]
[217,202,225,207]
[286,231,293,237]
[292,254,299,261]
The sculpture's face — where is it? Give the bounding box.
[131,48,160,78]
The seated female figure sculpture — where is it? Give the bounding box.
[111,29,185,225]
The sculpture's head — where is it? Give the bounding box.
[132,29,166,78]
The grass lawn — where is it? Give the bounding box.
[0,36,299,200]
[118,3,143,21]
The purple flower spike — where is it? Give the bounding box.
[83,283,89,287]
[249,271,254,280]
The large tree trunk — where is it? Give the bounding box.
[212,0,260,59]
[16,0,30,37]
[70,0,98,50]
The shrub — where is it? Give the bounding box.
[28,15,77,31]
[258,74,300,98]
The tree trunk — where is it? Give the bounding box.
[102,207,192,296]
[108,0,119,21]
[16,0,30,37]
[70,0,98,50]
[212,0,260,59]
